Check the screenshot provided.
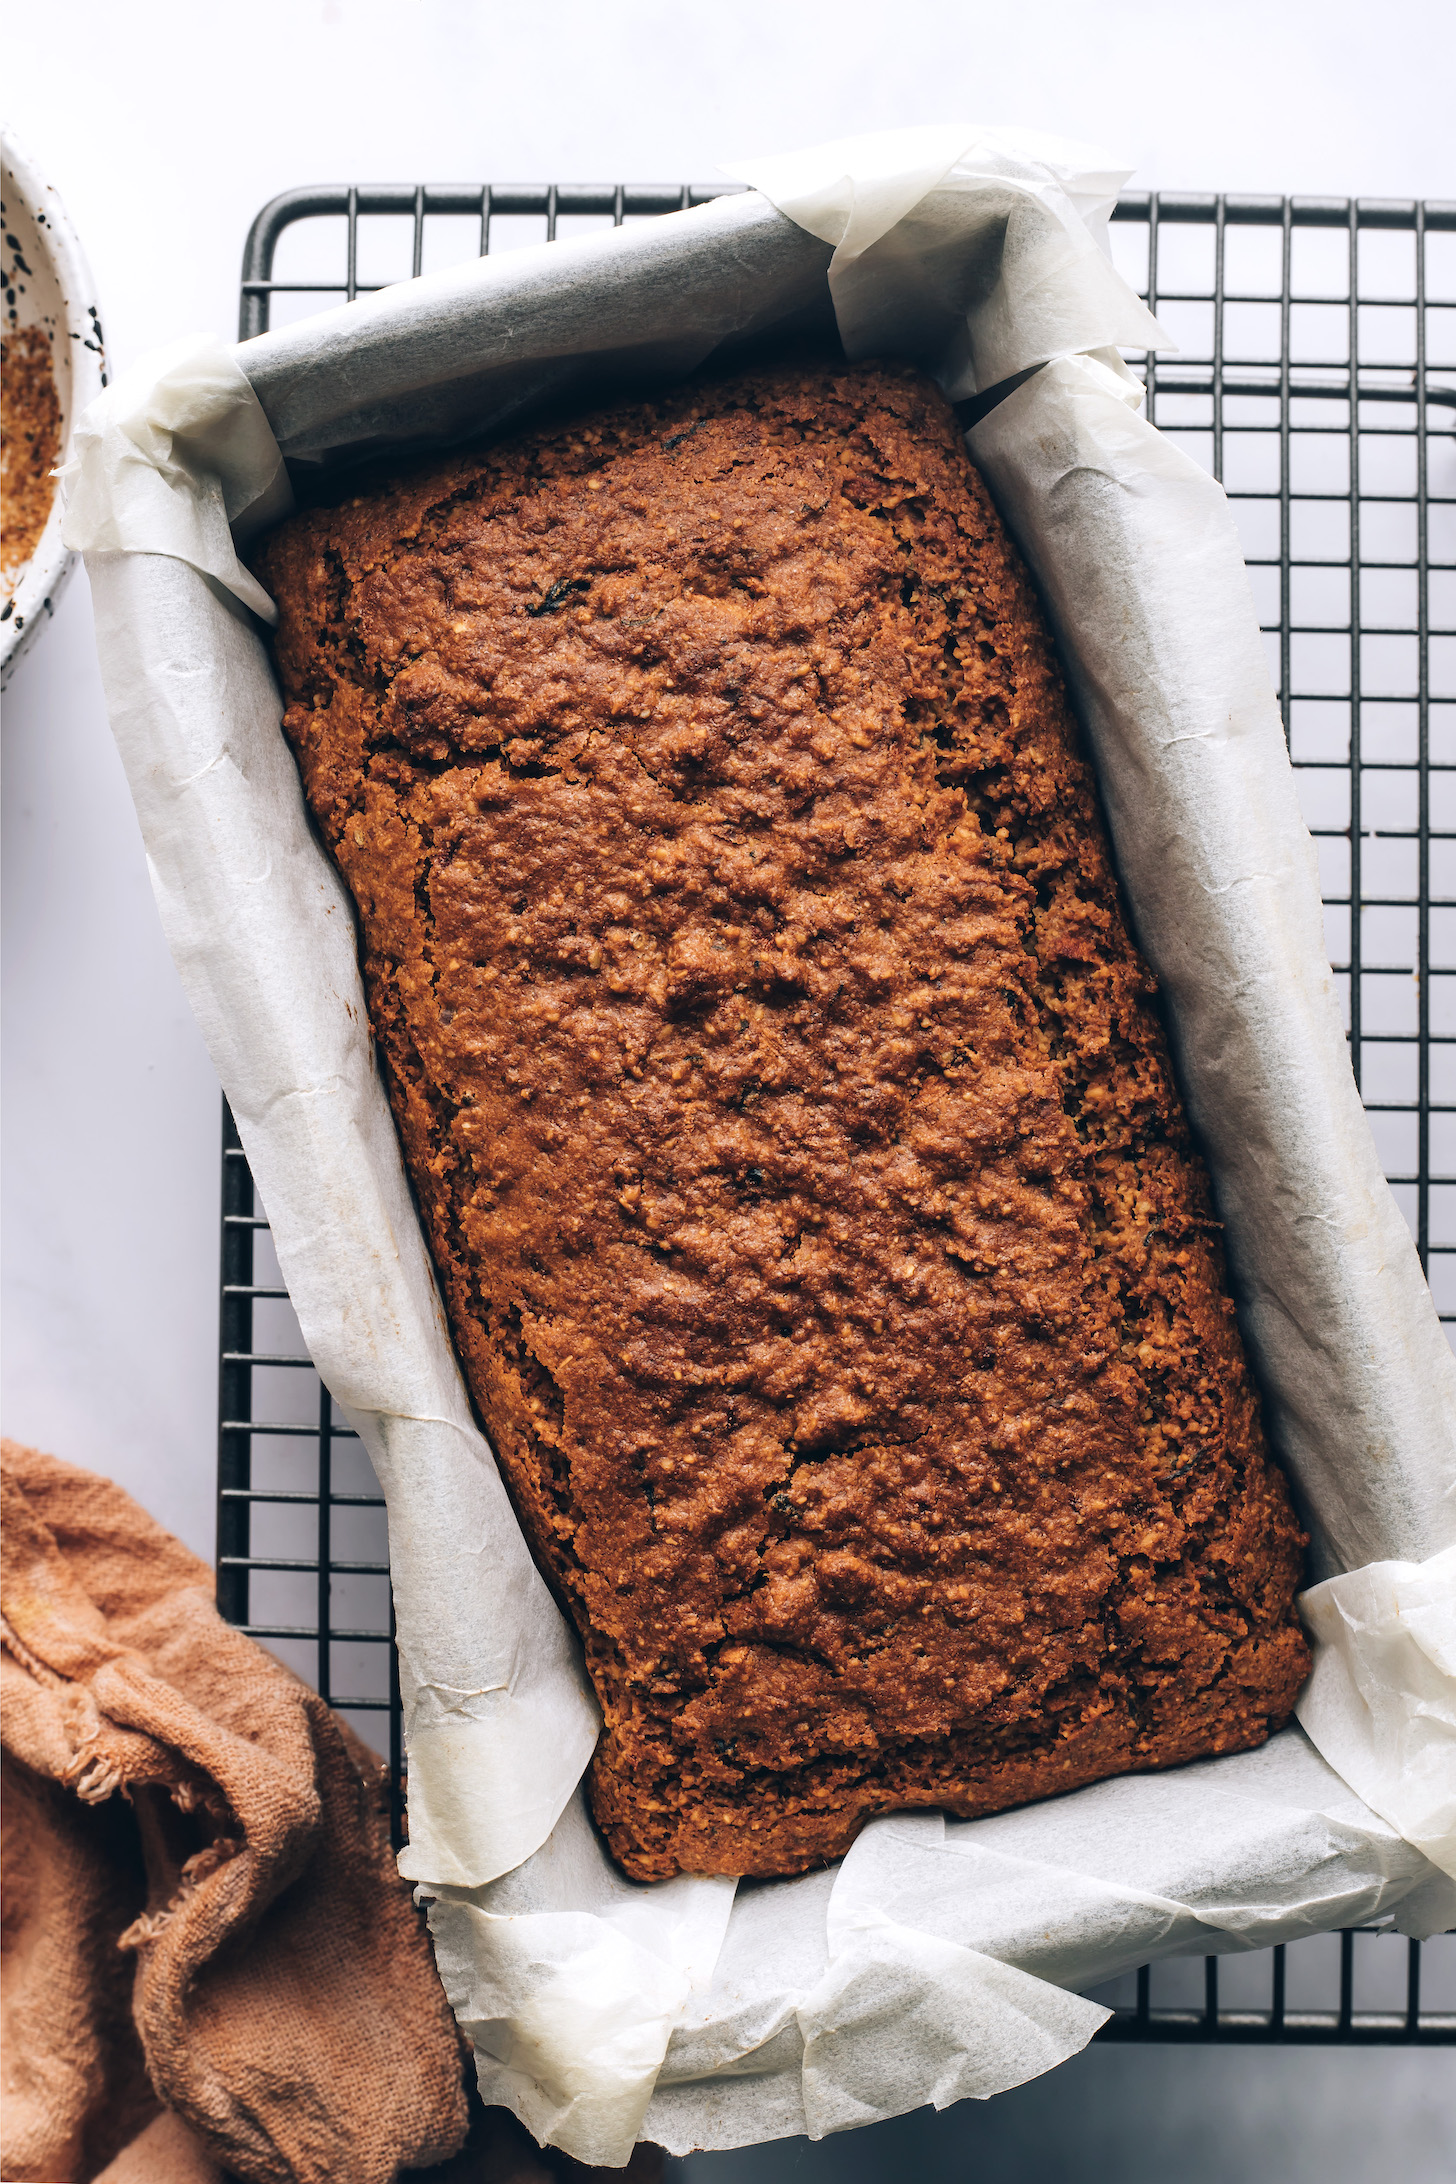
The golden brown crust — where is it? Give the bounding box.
[259,357,1309,1882]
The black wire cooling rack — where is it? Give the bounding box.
[218,182,1456,2045]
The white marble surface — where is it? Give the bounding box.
[679,2042,1456,2183]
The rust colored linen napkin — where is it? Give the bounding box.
[0,1436,471,2183]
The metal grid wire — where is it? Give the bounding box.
[219,183,1456,2045]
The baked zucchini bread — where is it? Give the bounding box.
[259,356,1310,1883]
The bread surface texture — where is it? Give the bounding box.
[260,357,1309,1883]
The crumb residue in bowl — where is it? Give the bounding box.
[2,327,62,595]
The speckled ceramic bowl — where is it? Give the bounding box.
[1,127,106,689]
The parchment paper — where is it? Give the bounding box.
[64,126,1455,2167]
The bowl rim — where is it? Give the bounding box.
[2,125,107,689]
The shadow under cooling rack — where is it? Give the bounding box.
[219,181,1455,2045]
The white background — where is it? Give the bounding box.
[3,2,1453,2174]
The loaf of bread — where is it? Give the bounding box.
[259,356,1310,1883]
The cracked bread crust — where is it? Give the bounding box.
[259,356,1310,1883]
